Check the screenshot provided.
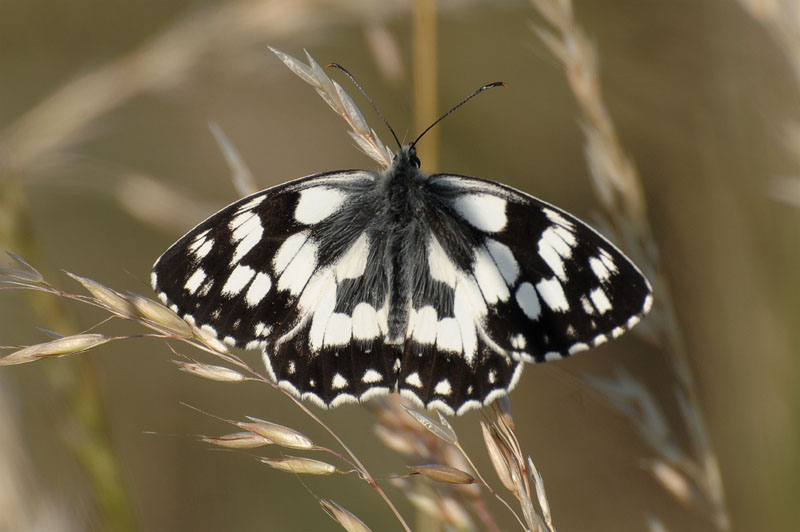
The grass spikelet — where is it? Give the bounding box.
[320,499,373,532]
[0,251,44,284]
[128,293,192,337]
[200,431,272,449]
[172,360,245,382]
[66,272,134,318]
[409,464,476,485]
[0,334,110,366]
[239,417,315,450]
[260,456,336,475]
[402,405,458,444]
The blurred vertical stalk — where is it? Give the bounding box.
[0,178,137,532]
[412,0,439,171]
[529,0,730,529]
[412,3,439,530]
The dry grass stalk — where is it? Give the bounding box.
[0,266,411,531]
[371,395,555,532]
[530,0,730,529]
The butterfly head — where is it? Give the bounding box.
[392,145,421,171]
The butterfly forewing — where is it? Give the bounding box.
[426,174,653,363]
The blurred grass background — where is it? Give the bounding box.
[0,0,798,530]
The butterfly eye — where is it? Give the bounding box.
[408,147,421,169]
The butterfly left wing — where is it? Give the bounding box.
[396,173,653,414]
[152,170,400,408]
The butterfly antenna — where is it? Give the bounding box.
[326,62,402,150]
[411,81,507,148]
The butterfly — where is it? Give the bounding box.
[152,55,653,416]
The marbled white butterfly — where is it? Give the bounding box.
[152,53,653,416]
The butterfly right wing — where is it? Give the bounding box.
[152,170,398,407]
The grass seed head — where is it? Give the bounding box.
[319,499,373,532]
[173,360,244,382]
[409,464,475,485]
[129,293,192,337]
[0,334,110,366]
[67,272,134,317]
[200,431,272,449]
[260,456,336,475]
[240,417,314,449]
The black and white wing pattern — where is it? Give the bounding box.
[153,146,652,415]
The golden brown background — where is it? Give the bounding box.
[0,1,797,531]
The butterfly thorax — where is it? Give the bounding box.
[380,145,428,344]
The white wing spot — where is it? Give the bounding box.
[335,232,369,280]
[589,256,613,282]
[410,305,438,344]
[434,379,452,396]
[324,313,353,346]
[593,334,608,347]
[515,282,541,320]
[473,246,510,304]
[184,268,207,295]
[222,264,255,296]
[287,361,296,374]
[306,270,336,350]
[543,208,575,230]
[352,302,380,340]
[536,277,570,312]
[436,318,462,353]
[580,295,596,315]
[332,373,348,390]
[487,370,497,384]
[295,187,347,225]
[485,239,519,285]
[428,235,458,287]
[589,287,612,314]
[405,372,423,388]
[275,232,318,296]
[235,195,264,214]
[568,342,589,355]
[452,285,478,365]
[510,333,526,349]
[254,322,271,337]
[362,369,383,383]
[230,213,263,265]
[544,351,562,361]
[599,249,618,272]
[611,326,625,338]
[538,226,575,281]
[273,231,308,272]
[453,194,507,232]
[245,272,272,307]
[192,239,214,260]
